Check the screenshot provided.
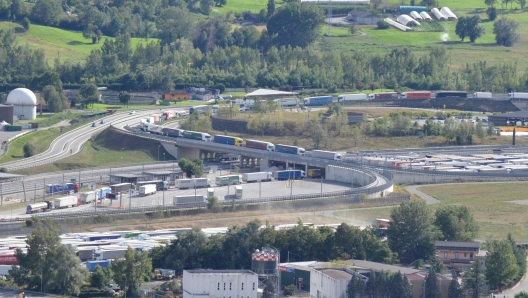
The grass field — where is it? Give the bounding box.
[87,100,211,111]
[0,22,159,63]
[0,128,62,164]
[419,183,528,239]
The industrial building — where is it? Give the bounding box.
[0,105,14,124]
[346,10,381,25]
[6,88,37,120]
[182,270,258,298]
[310,268,358,298]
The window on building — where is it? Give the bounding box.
[455,252,459,259]
[224,283,226,290]
[218,283,220,290]
[444,252,448,258]
[464,253,467,257]
[230,283,232,290]
[470,253,474,259]
[253,283,255,290]
[242,283,244,290]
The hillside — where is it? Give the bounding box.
[0,22,157,63]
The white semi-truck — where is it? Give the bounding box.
[509,92,528,99]
[473,92,492,99]
[175,179,193,189]
[173,195,207,205]
[337,94,368,102]
[54,196,79,209]
[94,247,129,261]
[311,150,343,161]
[242,172,273,183]
[139,184,157,196]
[80,191,96,204]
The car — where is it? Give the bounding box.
[129,111,136,115]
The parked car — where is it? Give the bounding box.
[129,111,136,115]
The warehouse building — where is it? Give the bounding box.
[182,270,258,298]
[347,10,380,25]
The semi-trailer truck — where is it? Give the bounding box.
[80,191,96,204]
[274,98,301,106]
[509,92,528,99]
[110,183,131,194]
[275,144,305,156]
[435,91,467,99]
[173,195,207,205]
[242,172,273,182]
[216,175,243,186]
[139,184,157,196]
[162,127,184,138]
[304,96,333,106]
[307,168,325,178]
[245,139,275,151]
[213,135,244,146]
[368,92,398,100]
[311,150,343,161]
[273,170,306,181]
[473,92,492,99]
[53,196,79,209]
[182,130,211,141]
[337,94,368,102]
[400,91,432,99]
[94,247,128,260]
[26,201,53,214]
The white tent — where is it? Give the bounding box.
[419,11,433,20]
[410,11,423,20]
[431,8,447,20]
[397,14,420,26]
[440,7,457,19]
[0,120,9,129]
[245,89,298,97]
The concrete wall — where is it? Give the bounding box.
[326,165,375,186]
[161,142,178,159]
[391,171,528,184]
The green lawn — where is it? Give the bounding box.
[86,100,212,111]
[0,128,62,164]
[214,0,269,14]
[0,22,159,62]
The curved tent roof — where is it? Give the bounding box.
[410,11,423,19]
[397,14,420,26]
[419,11,432,20]
[431,8,447,20]
[440,7,457,19]
[245,89,298,97]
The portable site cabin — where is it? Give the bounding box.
[397,14,420,26]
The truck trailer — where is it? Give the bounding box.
[275,144,305,156]
[213,135,244,146]
[0,255,18,265]
[304,96,333,106]
[139,184,157,196]
[175,179,194,189]
[214,153,240,162]
[242,172,273,183]
[26,201,53,214]
[110,183,131,194]
[509,92,528,100]
[53,196,79,209]
[337,94,368,102]
[194,178,211,188]
[400,91,432,99]
[82,234,121,241]
[182,130,211,141]
[473,92,492,99]
[245,139,275,151]
[274,98,301,106]
[173,195,207,205]
[162,127,184,138]
[215,175,243,186]
[86,260,111,271]
[80,191,96,204]
[311,150,343,161]
[273,170,306,181]
[76,248,95,261]
[435,91,467,99]
[45,183,77,194]
[307,168,325,178]
[368,92,398,100]
[94,247,128,260]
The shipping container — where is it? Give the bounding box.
[275,144,305,156]
[337,94,368,102]
[400,91,432,99]
[139,184,157,196]
[215,175,243,186]
[304,96,333,106]
[245,139,275,151]
[173,195,207,205]
[182,130,212,141]
[213,135,244,146]
[242,172,273,183]
[311,150,342,161]
[53,196,79,209]
[435,91,467,99]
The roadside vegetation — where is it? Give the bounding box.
[0,128,61,163]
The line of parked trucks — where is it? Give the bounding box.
[335,91,528,101]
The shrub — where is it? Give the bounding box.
[377,20,389,29]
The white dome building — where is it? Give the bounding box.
[6,88,37,120]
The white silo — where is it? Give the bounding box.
[6,88,37,120]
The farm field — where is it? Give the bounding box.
[0,22,159,63]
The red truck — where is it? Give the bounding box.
[368,92,398,100]
[0,254,18,265]
[400,91,432,99]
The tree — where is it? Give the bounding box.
[448,270,462,298]
[347,273,358,298]
[178,158,204,178]
[424,268,441,298]
[494,18,520,47]
[475,120,486,143]
[485,0,497,6]
[79,83,100,108]
[311,122,327,149]
[207,196,220,209]
[267,2,325,48]
[455,16,485,43]
[9,221,87,295]
[30,0,62,26]
[262,279,275,298]
[284,284,297,296]
[443,117,459,143]
[518,0,527,9]
[23,142,35,157]
[464,258,487,298]
[507,234,527,281]
[487,7,497,20]
[21,17,30,31]
[200,0,215,15]
[267,0,275,17]
[515,292,528,298]
[10,0,28,20]
[349,24,357,35]
[90,265,113,289]
[434,206,479,241]
[387,200,437,263]
[43,85,67,113]
[111,248,152,296]
[119,91,131,107]
[485,239,519,292]
[377,20,389,29]
[487,122,495,136]
[455,18,468,41]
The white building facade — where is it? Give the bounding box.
[183,270,258,298]
[310,268,353,298]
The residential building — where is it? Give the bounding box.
[347,10,381,25]
[436,241,481,270]
[182,270,258,298]
[162,90,189,100]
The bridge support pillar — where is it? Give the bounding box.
[176,146,200,160]
[260,158,269,171]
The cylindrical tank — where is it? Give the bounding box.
[6,88,37,120]
[251,248,279,275]
[0,105,14,124]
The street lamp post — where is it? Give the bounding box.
[158,145,161,161]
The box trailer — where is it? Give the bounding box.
[82,234,121,242]
[235,186,243,199]
[473,92,492,99]
[86,260,111,271]
[337,94,368,102]
[509,92,528,99]
[0,265,15,275]
[274,98,301,106]
[53,196,79,209]
[161,110,177,120]
[162,127,184,138]
[311,150,342,161]
[98,187,111,199]
[207,188,215,197]
[435,91,467,99]
[213,135,244,146]
[173,195,207,205]
[304,96,333,106]
[194,178,211,188]
[139,184,157,196]
[242,172,273,182]
[275,144,305,156]
[273,170,306,181]
[175,179,194,189]
[245,139,275,151]
[110,183,131,194]
[400,91,432,99]
[76,248,95,261]
[215,175,243,186]
[94,248,128,260]
[182,130,211,141]
[0,255,18,265]
[368,92,398,100]
[307,168,325,178]
[80,191,97,204]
